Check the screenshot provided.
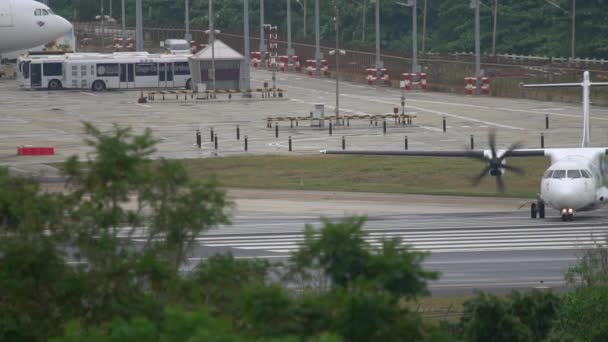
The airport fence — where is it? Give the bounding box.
[73,22,608,105]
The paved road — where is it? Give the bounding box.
[182,210,608,295]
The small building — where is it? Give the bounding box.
[188,39,245,92]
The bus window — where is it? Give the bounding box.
[97,63,119,77]
[174,62,190,75]
[43,63,63,76]
[135,63,158,76]
[23,62,30,79]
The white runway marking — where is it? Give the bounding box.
[79,92,99,97]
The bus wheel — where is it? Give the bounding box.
[48,79,62,90]
[92,80,106,92]
[186,79,192,90]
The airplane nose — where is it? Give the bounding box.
[59,17,73,35]
[552,182,587,210]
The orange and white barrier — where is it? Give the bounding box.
[402,73,428,90]
[367,68,391,86]
[465,77,491,96]
[113,38,124,52]
[306,59,329,77]
[251,52,261,68]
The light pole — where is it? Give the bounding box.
[101,0,105,50]
[121,0,126,38]
[373,0,382,69]
[295,0,307,38]
[544,0,576,59]
[286,0,294,58]
[396,1,418,73]
[492,0,498,55]
[243,0,251,97]
[314,0,322,68]
[206,0,219,93]
[135,0,143,51]
[185,0,191,41]
[330,6,346,121]
[421,0,427,53]
[571,0,576,59]
[259,0,266,55]
[470,0,481,77]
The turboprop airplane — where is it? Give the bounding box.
[0,0,72,56]
[322,71,608,221]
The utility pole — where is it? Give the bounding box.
[243,0,251,97]
[135,0,143,51]
[422,0,427,53]
[109,0,112,19]
[259,0,266,55]
[121,0,126,38]
[571,0,576,59]
[374,0,382,69]
[185,0,191,41]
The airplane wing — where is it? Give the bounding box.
[320,149,546,158]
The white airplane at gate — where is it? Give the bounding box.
[0,0,72,56]
[322,71,608,221]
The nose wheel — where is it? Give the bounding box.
[531,201,545,219]
[562,213,574,221]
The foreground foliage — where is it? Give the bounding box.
[2,123,608,341]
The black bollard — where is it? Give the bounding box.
[470,135,475,150]
[236,125,240,140]
[289,136,292,151]
[545,114,549,130]
[196,130,201,149]
[214,134,218,150]
[541,133,545,148]
[296,120,299,127]
[329,121,333,136]
[290,119,293,128]
[347,118,350,126]
[342,136,346,150]
[210,127,214,142]
[442,116,446,133]
[245,135,248,151]
[405,136,408,150]
[275,123,279,138]
[383,120,387,134]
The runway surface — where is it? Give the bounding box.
[184,209,608,295]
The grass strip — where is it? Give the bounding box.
[180,154,549,198]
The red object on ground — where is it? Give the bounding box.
[17,146,55,156]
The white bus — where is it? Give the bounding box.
[18,52,193,91]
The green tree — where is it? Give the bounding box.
[551,285,608,341]
[460,291,533,342]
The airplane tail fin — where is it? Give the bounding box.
[522,71,608,148]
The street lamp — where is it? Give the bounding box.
[206,0,219,93]
[396,1,418,73]
[330,7,346,121]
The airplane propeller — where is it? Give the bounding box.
[467,130,525,192]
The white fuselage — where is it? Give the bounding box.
[0,0,72,54]
[539,149,607,213]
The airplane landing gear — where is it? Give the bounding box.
[531,201,545,219]
[561,208,574,221]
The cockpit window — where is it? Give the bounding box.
[46,9,54,15]
[552,170,566,179]
[42,9,49,15]
[581,170,592,178]
[568,170,582,179]
[35,9,42,16]
[543,170,553,179]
